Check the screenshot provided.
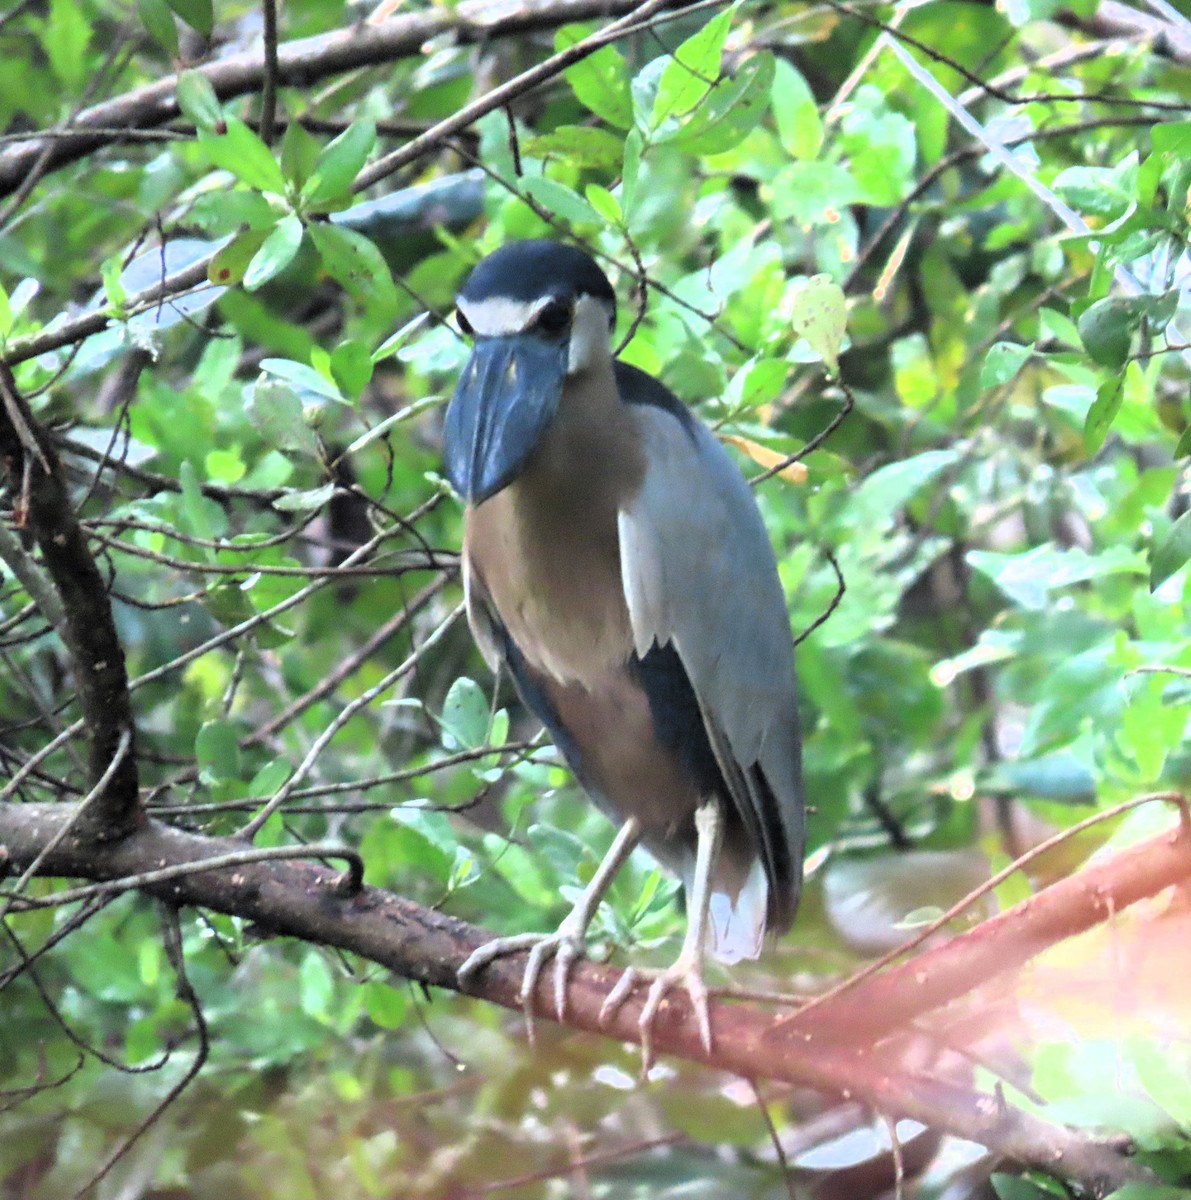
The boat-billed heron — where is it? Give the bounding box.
[447,240,804,1060]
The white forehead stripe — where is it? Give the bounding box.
[567,293,613,374]
[456,295,555,337]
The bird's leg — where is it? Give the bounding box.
[600,800,723,1071]
[457,818,642,1039]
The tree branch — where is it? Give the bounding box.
[0,799,1172,1197]
[773,794,1190,1044]
[0,366,140,839]
[0,0,682,199]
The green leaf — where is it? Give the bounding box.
[1130,1038,1191,1126]
[371,312,430,363]
[0,281,10,339]
[280,121,321,190]
[969,544,1144,609]
[621,127,643,218]
[308,222,396,308]
[981,341,1033,389]
[851,449,959,529]
[992,1176,1067,1200]
[45,0,91,88]
[522,126,624,171]
[330,339,373,399]
[584,183,622,225]
[243,215,304,291]
[363,982,408,1030]
[723,356,788,411]
[165,0,212,37]
[273,482,336,512]
[1083,376,1125,452]
[527,823,589,881]
[246,379,321,456]
[176,70,222,132]
[248,758,291,797]
[788,274,847,373]
[1151,121,1191,157]
[440,677,490,751]
[259,358,344,403]
[1175,426,1191,458]
[1077,297,1136,368]
[199,117,287,194]
[299,951,335,1020]
[771,58,822,160]
[188,189,276,235]
[179,458,226,541]
[666,53,775,156]
[653,10,732,124]
[196,719,241,783]
[770,161,860,224]
[839,85,917,205]
[522,176,602,226]
[208,227,270,286]
[1053,164,1135,219]
[558,26,632,128]
[1103,1185,1190,1200]
[984,754,1096,803]
[139,0,178,56]
[302,120,377,209]
[100,255,127,311]
[1150,510,1191,591]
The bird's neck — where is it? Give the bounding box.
[516,357,629,502]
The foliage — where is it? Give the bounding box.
[0,0,1189,1195]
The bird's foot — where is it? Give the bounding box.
[457,923,588,1042]
[598,949,712,1072]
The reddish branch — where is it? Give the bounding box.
[2,799,1182,1196]
[773,797,1190,1046]
[0,366,140,839]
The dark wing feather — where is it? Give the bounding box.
[616,382,805,942]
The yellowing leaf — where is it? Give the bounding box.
[719,434,808,484]
[788,273,847,373]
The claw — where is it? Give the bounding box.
[553,937,581,1019]
[598,955,713,1072]
[458,820,643,1040]
[598,965,640,1027]
[638,956,712,1071]
[458,932,545,990]
[457,927,587,1043]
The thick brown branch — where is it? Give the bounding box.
[0,800,1163,1197]
[0,0,675,199]
[0,367,140,838]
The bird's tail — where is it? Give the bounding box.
[706,856,767,964]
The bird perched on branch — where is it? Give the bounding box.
[446,240,804,1062]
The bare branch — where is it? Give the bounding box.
[0,366,139,838]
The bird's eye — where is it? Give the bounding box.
[455,308,473,336]
[534,298,572,336]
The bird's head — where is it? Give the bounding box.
[443,240,617,504]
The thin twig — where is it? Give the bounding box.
[75,904,211,1199]
[259,0,280,145]
[3,841,366,909]
[0,729,131,913]
[239,601,465,838]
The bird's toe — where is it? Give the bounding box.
[552,936,583,1020]
[458,932,542,989]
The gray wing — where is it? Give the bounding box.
[617,394,805,936]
